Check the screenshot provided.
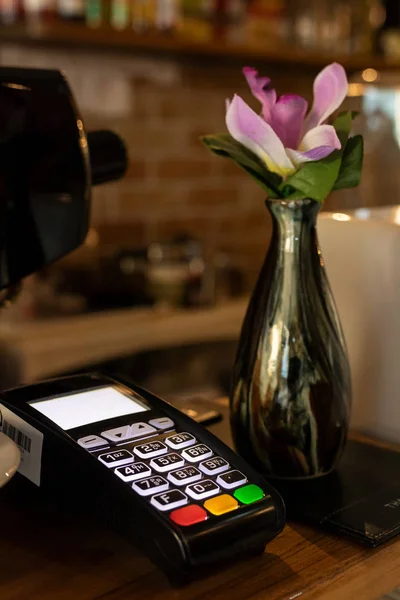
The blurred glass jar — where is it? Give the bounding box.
[147,236,205,308]
[336,69,400,210]
[147,236,245,308]
[287,0,385,54]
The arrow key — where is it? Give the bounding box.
[102,423,156,443]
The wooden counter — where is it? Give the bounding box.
[1,428,400,600]
[0,300,246,383]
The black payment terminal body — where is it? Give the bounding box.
[0,373,285,583]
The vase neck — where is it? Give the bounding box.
[266,199,320,273]
[265,199,322,313]
[267,199,320,237]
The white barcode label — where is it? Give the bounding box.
[0,404,43,486]
[2,421,32,453]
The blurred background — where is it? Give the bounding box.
[0,0,399,411]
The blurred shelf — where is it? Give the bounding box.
[0,299,247,381]
[0,20,396,71]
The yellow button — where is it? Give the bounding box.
[204,494,239,516]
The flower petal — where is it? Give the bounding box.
[286,146,336,166]
[226,94,295,177]
[303,63,348,133]
[243,66,277,122]
[269,94,308,149]
[286,124,341,166]
[300,124,342,153]
[242,66,270,100]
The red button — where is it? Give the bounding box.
[170,504,208,527]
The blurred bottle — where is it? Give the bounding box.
[245,0,287,43]
[23,0,56,22]
[132,0,157,31]
[110,0,129,28]
[58,0,84,20]
[155,0,180,31]
[221,0,247,42]
[224,0,247,23]
[85,0,103,27]
[0,0,23,24]
[180,0,213,40]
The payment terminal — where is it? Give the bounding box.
[0,372,285,584]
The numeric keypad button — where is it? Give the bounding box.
[170,505,208,527]
[181,444,212,463]
[217,470,247,490]
[133,441,167,459]
[98,449,134,468]
[204,494,238,516]
[148,417,174,430]
[151,490,188,512]
[165,433,196,450]
[132,476,169,496]
[78,435,108,450]
[186,480,220,500]
[168,466,202,486]
[150,453,185,472]
[114,462,151,482]
[199,456,230,475]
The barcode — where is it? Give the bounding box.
[2,420,32,453]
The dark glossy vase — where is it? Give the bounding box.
[230,198,351,479]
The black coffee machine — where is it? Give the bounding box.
[0,66,127,293]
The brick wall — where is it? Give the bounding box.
[0,43,382,289]
[78,53,306,287]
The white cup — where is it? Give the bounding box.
[0,433,20,488]
[318,208,400,442]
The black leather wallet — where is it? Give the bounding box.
[271,439,400,546]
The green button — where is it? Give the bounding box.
[234,484,264,505]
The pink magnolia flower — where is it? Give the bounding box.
[226,63,348,178]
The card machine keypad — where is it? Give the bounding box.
[0,373,285,583]
[79,418,266,527]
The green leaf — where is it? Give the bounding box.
[202,134,283,198]
[333,135,364,190]
[333,111,353,144]
[280,154,342,202]
[279,111,353,202]
[337,109,360,121]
